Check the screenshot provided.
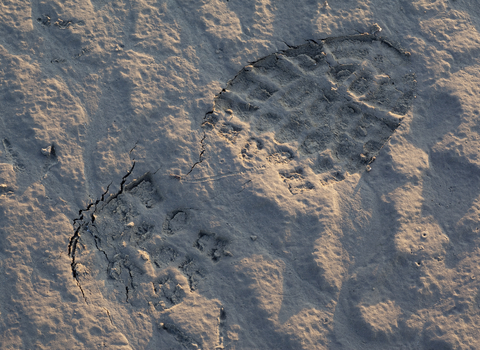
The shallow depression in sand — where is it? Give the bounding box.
[204,34,416,190]
[73,173,231,317]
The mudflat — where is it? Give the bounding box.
[1,1,480,349]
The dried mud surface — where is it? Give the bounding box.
[1,0,480,349]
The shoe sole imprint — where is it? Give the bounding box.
[204,34,416,187]
[73,173,230,312]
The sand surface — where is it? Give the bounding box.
[1,0,480,349]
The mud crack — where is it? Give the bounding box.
[68,150,137,303]
[184,132,206,178]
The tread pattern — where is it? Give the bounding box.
[205,34,416,187]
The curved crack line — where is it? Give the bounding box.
[68,144,138,303]
[184,132,206,178]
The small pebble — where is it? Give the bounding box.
[41,146,52,156]
[371,23,382,35]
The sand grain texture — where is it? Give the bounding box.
[1,0,480,349]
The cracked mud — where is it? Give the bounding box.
[69,167,231,347]
[67,35,416,347]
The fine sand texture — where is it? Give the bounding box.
[1,0,480,349]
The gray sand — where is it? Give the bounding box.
[1,0,480,349]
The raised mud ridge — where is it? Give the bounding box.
[204,34,416,190]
